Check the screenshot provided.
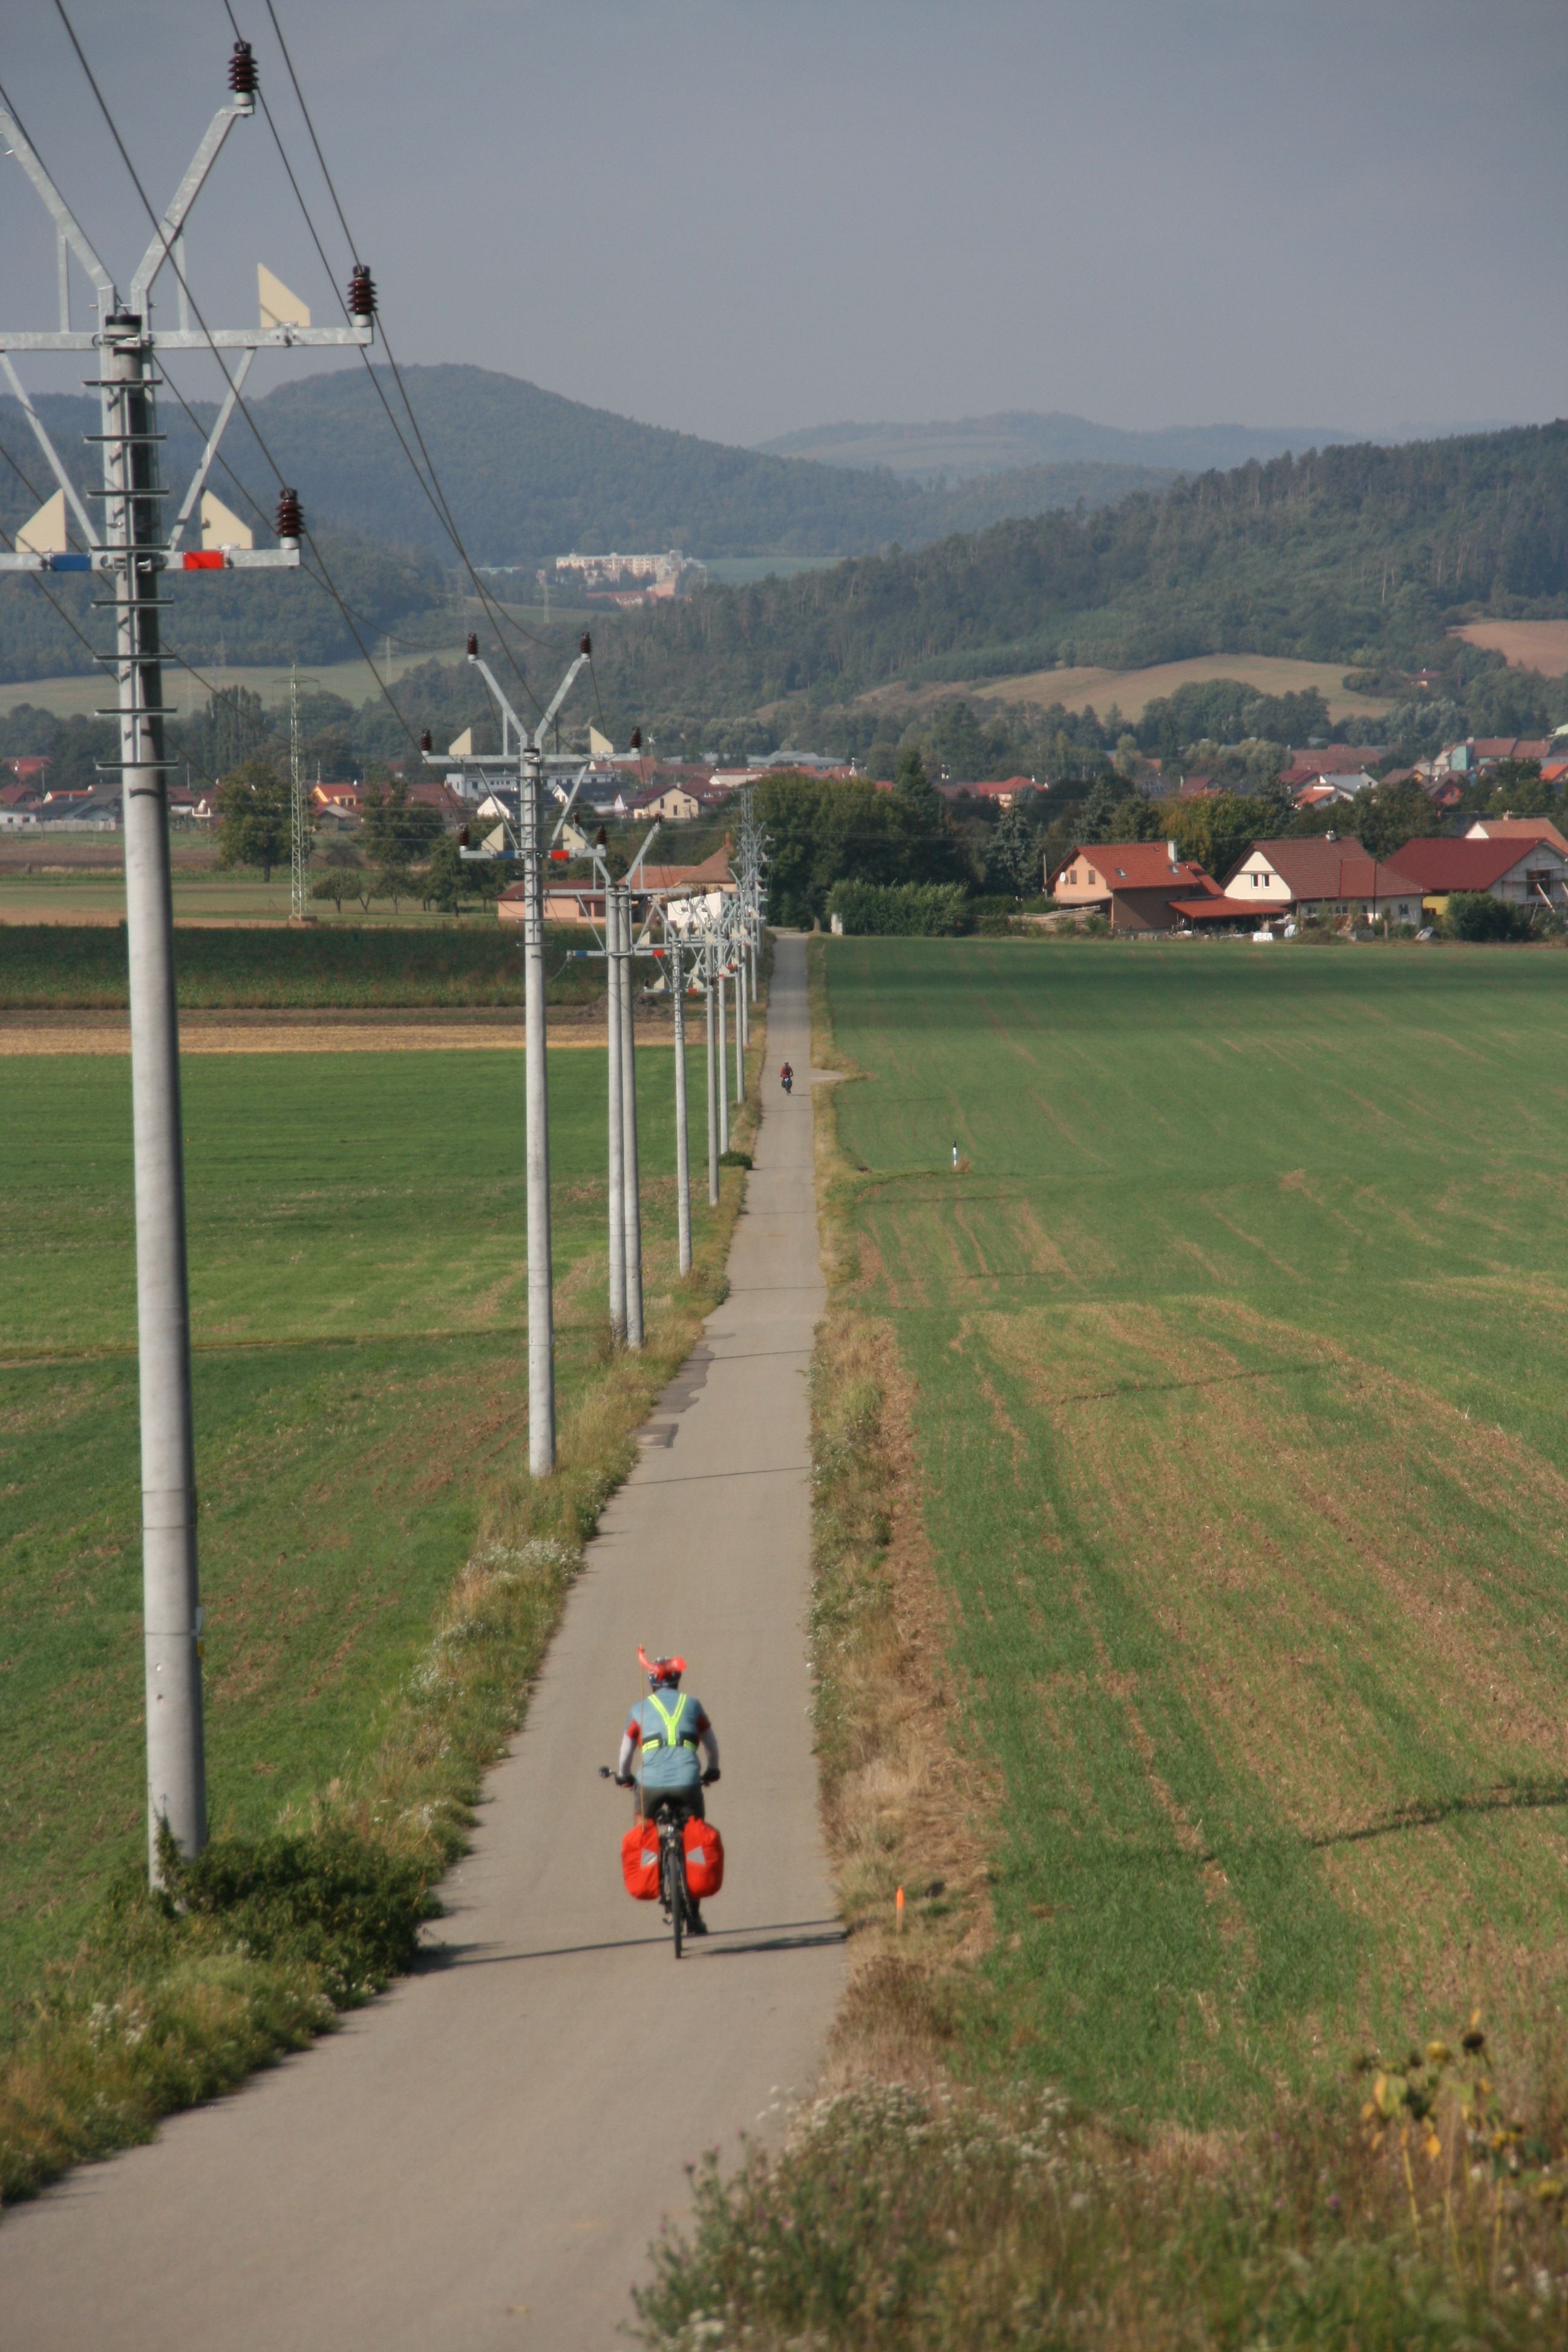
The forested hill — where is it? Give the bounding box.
[589,422,1568,724]
[0,371,1166,574]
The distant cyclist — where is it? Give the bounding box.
[780,1060,794,1094]
[616,1651,720,1932]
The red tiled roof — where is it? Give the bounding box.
[1465,816,1568,857]
[1390,835,1564,892]
[1169,895,1261,922]
[1226,837,1423,901]
[1057,842,1219,893]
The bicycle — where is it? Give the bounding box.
[602,1768,712,1958]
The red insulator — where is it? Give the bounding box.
[420,731,433,753]
[275,487,302,541]
[466,633,479,658]
[630,727,642,750]
[228,41,258,96]
[580,632,592,656]
[347,264,376,319]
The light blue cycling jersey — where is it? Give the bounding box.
[626,1688,711,1792]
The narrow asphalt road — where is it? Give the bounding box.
[0,933,844,2350]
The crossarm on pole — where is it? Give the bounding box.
[129,103,244,312]
[166,347,255,554]
[0,352,97,547]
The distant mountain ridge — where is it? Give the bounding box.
[756,410,1529,482]
[0,373,1170,575]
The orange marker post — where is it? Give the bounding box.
[895,1885,904,1932]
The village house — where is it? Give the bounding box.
[1279,746,1387,792]
[1219,837,1424,925]
[1388,832,1567,915]
[1293,773,1375,811]
[1049,840,1225,930]
[503,839,736,929]
[404,779,467,825]
[627,779,734,823]
[1465,814,1568,858]
[1,754,51,789]
[311,780,361,814]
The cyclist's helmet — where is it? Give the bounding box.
[638,1647,686,1688]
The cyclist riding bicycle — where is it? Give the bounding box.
[616,1651,720,1934]
[780,1060,794,1093]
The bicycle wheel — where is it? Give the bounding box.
[670,1839,686,1960]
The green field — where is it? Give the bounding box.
[0,923,606,1009]
[1,1043,703,2005]
[825,936,1568,2124]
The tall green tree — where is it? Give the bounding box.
[984,802,1041,895]
[362,780,443,867]
[215,756,291,881]
[890,748,963,887]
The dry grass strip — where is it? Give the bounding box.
[804,937,998,2086]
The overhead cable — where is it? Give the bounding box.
[50,0,419,748]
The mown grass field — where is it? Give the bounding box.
[824,935,1568,2126]
[1,1040,704,2009]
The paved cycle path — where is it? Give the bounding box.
[0,934,843,2350]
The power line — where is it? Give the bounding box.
[232,0,566,698]
[51,0,419,749]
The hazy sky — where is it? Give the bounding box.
[3,1,1563,446]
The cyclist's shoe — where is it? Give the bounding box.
[686,1907,709,1936]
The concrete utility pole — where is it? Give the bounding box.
[521,733,555,1470]
[670,936,693,1276]
[0,48,371,1882]
[705,950,720,1204]
[288,662,312,923]
[606,883,626,1345]
[619,881,644,1350]
[734,946,745,1105]
[439,633,593,1470]
[717,964,730,1155]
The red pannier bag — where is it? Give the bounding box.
[682,1816,725,1900]
[621,1820,662,1901]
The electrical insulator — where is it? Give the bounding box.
[228,41,258,97]
[466,634,479,658]
[275,488,302,541]
[630,727,641,750]
[458,826,469,848]
[580,632,592,656]
[420,731,432,753]
[347,264,376,319]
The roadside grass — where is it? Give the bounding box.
[636,2064,1568,2351]
[1,981,772,2199]
[634,932,1568,2346]
[0,921,605,1009]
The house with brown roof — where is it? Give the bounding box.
[1390,834,1566,913]
[311,780,361,813]
[1464,815,1568,860]
[1473,737,1551,767]
[1279,748,1387,790]
[1220,837,1425,925]
[1049,840,1225,931]
[505,840,735,927]
[1293,773,1374,810]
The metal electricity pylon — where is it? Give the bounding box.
[430,633,591,1468]
[0,44,371,1883]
